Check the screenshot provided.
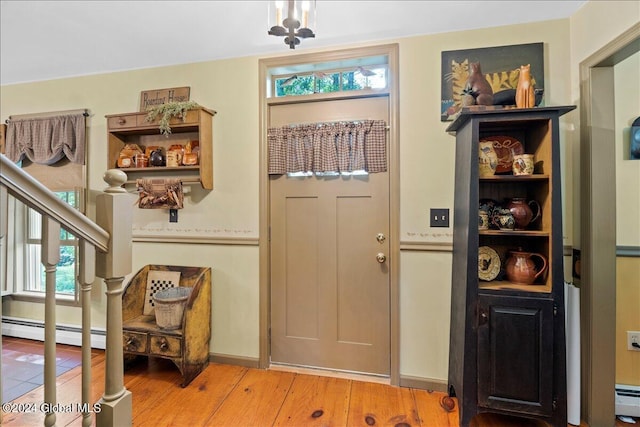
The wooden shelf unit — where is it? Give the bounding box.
[446,106,575,427]
[106,107,216,189]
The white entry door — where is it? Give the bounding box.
[269,96,390,374]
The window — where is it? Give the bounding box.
[23,190,80,300]
[3,111,88,303]
[270,55,389,98]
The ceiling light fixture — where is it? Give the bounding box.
[268,1,316,49]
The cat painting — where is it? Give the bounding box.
[441,42,545,121]
[444,59,470,113]
[445,60,523,112]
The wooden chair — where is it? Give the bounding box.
[121,264,211,387]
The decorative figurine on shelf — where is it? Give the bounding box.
[515,64,536,108]
[118,143,143,168]
[465,62,494,106]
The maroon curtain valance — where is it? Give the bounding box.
[268,120,387,175]
[5,113,86,165]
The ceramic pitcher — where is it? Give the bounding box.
[505,250,547,284]
[506,198,541,230]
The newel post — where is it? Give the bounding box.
[95,169,133,427]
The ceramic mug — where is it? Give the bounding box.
[479,210,490,230]
[166,150,182,167]
[491,208,516,230]
[512,153,535,175]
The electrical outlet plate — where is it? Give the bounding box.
[628,331,640,351]
[430,208,450,228]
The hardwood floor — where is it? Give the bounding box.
[2,337,83,403]
[1,337,631,427]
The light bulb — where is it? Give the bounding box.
[275,1,283,26]
[301,1,309,28]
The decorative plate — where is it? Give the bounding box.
[480,136,524,173]
[478,246,501,281]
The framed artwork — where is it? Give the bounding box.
[631,117,640,160]
[572,248,581,287]
[441,42,544,121]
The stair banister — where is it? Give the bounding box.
[95,169,133,427]
[0,155,133,427]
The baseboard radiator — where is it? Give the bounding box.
[2,316,106,349]
[616,384,640,417]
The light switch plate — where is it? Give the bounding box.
[430,208,450,227]
[169,209,178,223]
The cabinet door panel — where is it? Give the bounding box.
[478,295,554,416]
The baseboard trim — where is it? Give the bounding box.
[1,316,106,349]
[399,374,448,392]
[210,352,260,369]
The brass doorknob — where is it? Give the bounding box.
[376,253,386,263]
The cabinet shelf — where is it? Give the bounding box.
[479,229,549,237]
[478,280,551,294]
[106,107,216,189]
[480,174,549,182]
[121,166,200,173]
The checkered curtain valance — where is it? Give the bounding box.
[5,113,86,165]
[268,120,387,174]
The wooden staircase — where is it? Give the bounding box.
[1,154,133,427]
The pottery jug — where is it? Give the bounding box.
[506,198,541,230]
[505,249,547,284]
[149,148,165,167]
[479,141,498,177]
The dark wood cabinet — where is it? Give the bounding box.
[446,106,575,426]
[477,295,554,416]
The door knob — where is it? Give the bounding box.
[376,253,386,263]
[376,233,386,243]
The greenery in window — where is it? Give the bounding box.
[316,73,341,93]
[276,75,316,97]
[275,66,387,97]
[27,191,79,295]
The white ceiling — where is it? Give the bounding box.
[0,0,587,86]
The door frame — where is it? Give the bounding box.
[258,44,400,384]
[579,22,640,426]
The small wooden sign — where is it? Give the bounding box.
[139,87,190,112]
